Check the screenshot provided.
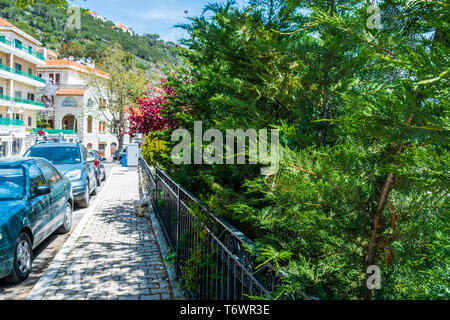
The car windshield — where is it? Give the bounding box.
[0,167,25,201]
[25,146,82,164]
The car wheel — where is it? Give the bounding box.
[91,178,99,195]
[4,232,33,284]
[102,170,106,182]
[58,202,72,234]
[77,181,90,208]
[96,173,101,187]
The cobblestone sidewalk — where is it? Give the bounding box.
[27,167,174,300]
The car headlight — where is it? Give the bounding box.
[66,169,82,180]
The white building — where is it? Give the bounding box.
[0,17,46,158]
[113,24,133,35]
[37,58,124,158]
[88,10,107,23]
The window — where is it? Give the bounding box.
[87,116,93,133]
[38,73,42,78]
[28,116,32,126]
[0,87,3,96]
[55,73,60,84]
[28,68,32,75]
[87,98,94,108]
[14,39,22,48]
[29,164,47,195]
[61,97,78,107]
[27,93,35,101]
[15,91,21,99]
[24,147,82,165]
[37,162,61,187]
[99,121,106,132]
[49,73,54,83]
[0,58,2,65]
[0,167,25,200]
[14,63,21,71]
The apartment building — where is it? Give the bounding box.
[37,58,124,158]
[0,17,46,158]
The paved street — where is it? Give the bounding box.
[1,163,174,300]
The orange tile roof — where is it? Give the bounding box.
[0,17,41,44]
[55,89,87,96]
[0,17,14,27]
[45,59,109,78]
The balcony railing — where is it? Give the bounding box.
[0,63,14,73]
[0,117,24,126]
[0,94,13,102]
[0,63,45,83]
[0,93,45,107]
[0,37,45,60]
[32,128,76,135]
[14,68,45,83]
[14,43,45,61]
[15,97,45,107]
[0,36,12,46]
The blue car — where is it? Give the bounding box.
[24,142,97,208]
[0,158,73,283]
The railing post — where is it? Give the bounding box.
[175,185,181,280]
[154,167,158,208]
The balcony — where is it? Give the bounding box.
[0,36,12,46]
[0,36,46,65]
[0,63,45,87]
[14,43,45,61]
[0,63,14,73]
[0,93,45,107]
[0,94,13,102]
[0,117,24,126]
[14,68,45,83]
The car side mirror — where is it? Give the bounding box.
[34,185,51,196]
[101,157,107,161]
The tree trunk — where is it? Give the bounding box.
[364,113,415,299]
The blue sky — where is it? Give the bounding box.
[71,0,248,43]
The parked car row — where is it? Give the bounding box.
[0,141,108,283]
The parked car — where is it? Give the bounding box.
[24,142,97,208]
[0,158,73,283]
[88,150,106,186]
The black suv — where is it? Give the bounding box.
[24,142,97,208]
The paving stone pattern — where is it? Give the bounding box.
[35,168,174,300]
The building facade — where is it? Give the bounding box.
[37,59,123,158]
[113,24,133,35]
[0,17,46,158]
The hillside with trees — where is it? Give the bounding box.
[0,0,179,68]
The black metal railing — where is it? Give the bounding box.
[138,158,298,300]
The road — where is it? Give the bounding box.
[0,161,116,300]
